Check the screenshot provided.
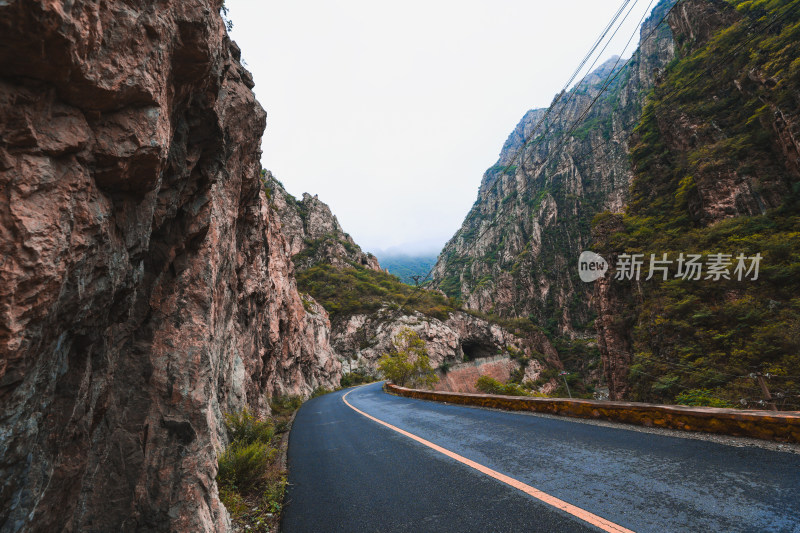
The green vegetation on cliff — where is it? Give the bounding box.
[598,0,800,408]
[430,5,675,336]
[296,263,455,320]
[293,233,361,265]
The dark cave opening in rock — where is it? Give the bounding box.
[460,340,496,362]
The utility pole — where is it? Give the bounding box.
[752,372,778,411]
[559,371,572,399]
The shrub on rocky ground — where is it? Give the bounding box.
[475,375,529,396]
[340,370,376,387]
[217,404,299,532]
[269,395,303,416]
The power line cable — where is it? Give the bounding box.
[470,0,800,274]
[519,0,660,175]
[402,0,800,320]
[400,0,676,305]
[633,353,749,381]
[497,0,643,176]
[454,0,675,261]
[510,0,651,176]
[574,0,800,172]
[628,366,738,402]
[449,0,800,279]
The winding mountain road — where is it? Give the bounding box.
[282,382,800,532]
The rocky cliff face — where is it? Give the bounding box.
[628,0,791,226]
[593,0,800,403]
[0,2,339,531]
[431,0,677,336]
[265,171,382,272]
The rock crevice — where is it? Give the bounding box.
[0,2,338,531]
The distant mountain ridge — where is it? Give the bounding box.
[376,254,438,285]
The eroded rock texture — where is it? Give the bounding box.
[0,1,339,531]
[264,174,561,389]
[265,171,382,272]
[592,0,800,401]
[334,308,558,378]
[590,215,636,401]
[430,0,677,335]
[435,355,557,395]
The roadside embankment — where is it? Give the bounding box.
[386,384,800,443]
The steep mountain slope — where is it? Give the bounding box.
[594,0,800,404]
[263,172,561,388]
[431,0,677,339]
[0,2,338,531]
[432,0,800,406]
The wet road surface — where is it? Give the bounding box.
[282,381,800,532]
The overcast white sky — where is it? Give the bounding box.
[225,0,660,255]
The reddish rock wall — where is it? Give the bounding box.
[591,215,636,401]
[435,355,544,394]
[0,1,339,531]
[437,356,515,393]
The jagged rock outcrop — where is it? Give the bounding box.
[431,0,677,336]
[265,171,382,272]
[333,308,558,377]
[669,0,741,52]
[264,171,562,390]
[0,2,338,531]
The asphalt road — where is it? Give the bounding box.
[282,382,800,533]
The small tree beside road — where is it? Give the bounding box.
[378,328,438,389]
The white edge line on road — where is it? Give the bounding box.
[342,387,636,533]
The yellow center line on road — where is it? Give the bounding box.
[342,388,636,533]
